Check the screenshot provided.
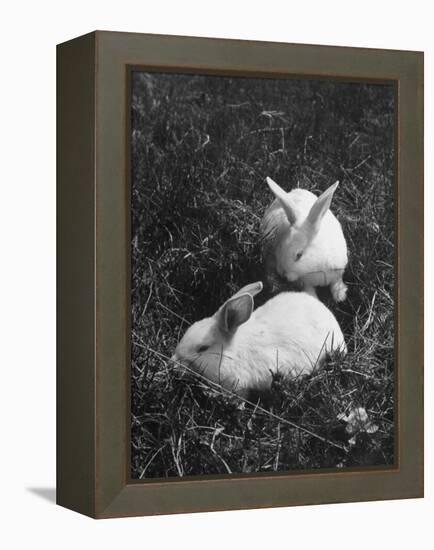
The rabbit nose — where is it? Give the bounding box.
[171,354,187,371]
[285,271,298,282]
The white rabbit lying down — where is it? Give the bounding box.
[261,177,348,302]
[171,282,346,396]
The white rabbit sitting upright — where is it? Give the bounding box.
[171,281,346,396]
[261,177,348,302]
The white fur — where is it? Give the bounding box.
[172,284,346,396]
[261,178,348,301]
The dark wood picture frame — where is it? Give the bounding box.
[57,30,423,518]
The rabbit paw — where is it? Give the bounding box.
[331,280,348,302]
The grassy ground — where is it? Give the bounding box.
[130,72,395,479]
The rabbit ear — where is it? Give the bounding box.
[218,294,254,333]
[304,181,339,236]
[231,281,263,300]
[266,177,297,225]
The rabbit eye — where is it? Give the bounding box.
[197,345,209,353]
[295,251,303,261]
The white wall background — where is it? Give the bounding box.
[1,0,432,547]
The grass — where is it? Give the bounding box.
[130,72,395,479]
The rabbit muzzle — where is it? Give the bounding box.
[171,353,181,365]
[284,270,300,282]
[300,268,345,288]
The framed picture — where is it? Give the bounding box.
[57,31,423,518]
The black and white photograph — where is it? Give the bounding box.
[2,0,430,539]
[130,70,395,479]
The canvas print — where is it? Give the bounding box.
[130,71,395,479]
